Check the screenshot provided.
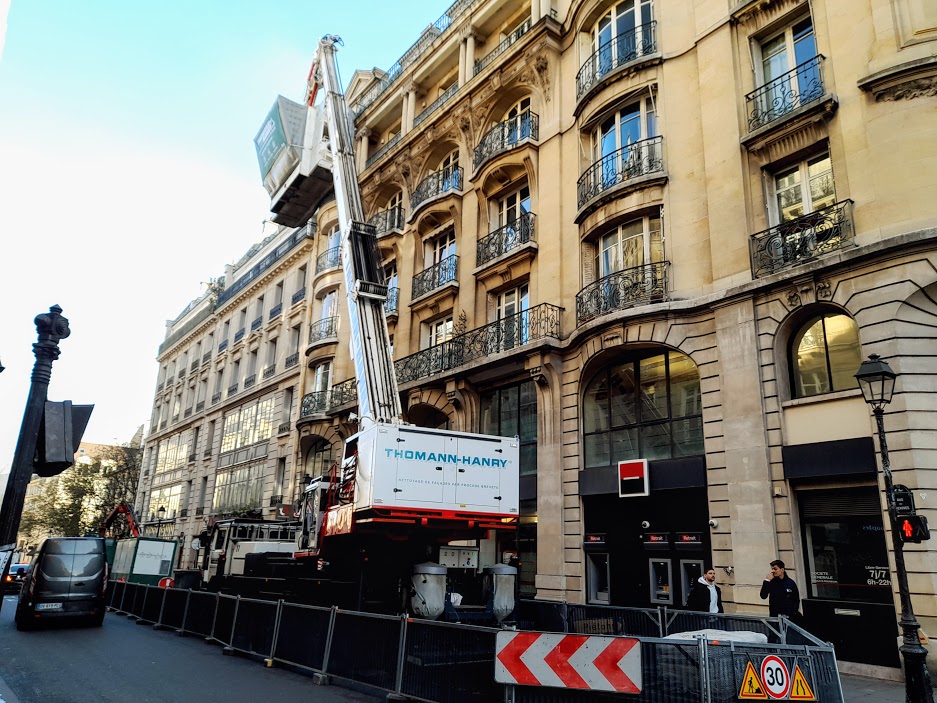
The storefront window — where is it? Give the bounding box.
[481,380,537,476]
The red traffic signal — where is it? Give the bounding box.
[898,515,930,544]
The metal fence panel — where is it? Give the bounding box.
[127,583,145,618]
[182,590,218,638]
[159,588,187,630]
[141,586,163,624]
[568,603,663,638]
[401,620,500,703]
[665,611,780,640]
[327,610,401,691]
[212,594,237,646]
[108,580,125,610]
[516,600,568,632]
[272,603,332,671]
[230,597,278,657]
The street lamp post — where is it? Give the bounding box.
[855,354,934,702]
[155,506,166,538]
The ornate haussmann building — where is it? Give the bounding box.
[139,0,937,679]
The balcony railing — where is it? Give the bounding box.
[218,340,228,353]
[180,508,189,517]
[577,136,664,209]
[330,378,358,408]
[190,360,198,372]
[285,352,299,368]
[301,391,330,417]
[171,413,179,423]
[211,392,222,404]
[165,375,174,387]
[157,382,164,392]
[413,254,458,299]
[268,302,282,320]
[195,507,205,516]
[368,205,405,236]
[395,303,563,384]
[228,383,238,396]
[234,328,246,343]
[203,449,212,458]
[385,287,399,314]
[251,317,262,332]
[177,370,186,382]
[412,167,463,212]
[309,316,339,344]
[184,407,193,418]
[366,133,402,169]
[576,22,658,101]
[216,225,314,307]
[244,374,256,389]
[202,351,212,364]
[196,400,204,412]
[269,495,283,507]
[576,261,670,325]
[316,247,341,274]
[473,111,539,171]
[291,287,306,305]
[477,213,536,267]
[187,453,196,464]
[263,364,276,379]
[414,84,458,128]
[746,55,826,132]
[277,422,291,435]
[750,200,854,278]
[474,19,531,75]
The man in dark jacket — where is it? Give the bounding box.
[685,567,724,613]
[760,559,800,617]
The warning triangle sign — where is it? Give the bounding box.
[790,664,817,700]
[739,661,769,699]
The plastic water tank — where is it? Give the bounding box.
[484,564,517,623]
[411,563,447,620]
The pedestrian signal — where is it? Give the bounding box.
[898,515,930,543]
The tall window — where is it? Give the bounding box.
[593,0,655,74]
[427,229,457,288]
[496,283,530,350]
[497,184,532,250]
[430,316,454,347]
[440,149,460,191]
[594,216,662,279]
[583,350,703,467]
[220,396,276,454]
[213,461,265,514]
[431,230,456,265]
[505,97,532,144]
[773,153,835,223]
[312,361,331,395]
[790,312,861,398]
[592,98,658,187]
[757,16,818,95]
[320,290,336,321]
[305,439,335,479]
[480,379,537,476]
[387,191,403,212]
[384,261,398,289]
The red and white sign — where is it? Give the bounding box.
[760,655,791,699]
[158,577,174,589]
[618,459,649,498]
[495,631,642,693]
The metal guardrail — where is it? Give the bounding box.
[217,225,314,307]
[308,316,338,344]
[476,213,535,266]
[107,585,845,703]
[411,167,463,212]
[474,19,531,75]
[385,287,399,314]
[366,133,402,169]
[415,84,459,128]
[577,136,664,209]
[316,247,341,274]
[576,22,658,101]
[368,205,405,236]
[746,54,826,132]
[473,111,539,171]
[576,261,670,324]
[412,254,458,299]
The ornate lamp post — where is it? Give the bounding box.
[855,354,934,702]
[156,506,166,538]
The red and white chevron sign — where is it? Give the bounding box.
[495,631,642,693]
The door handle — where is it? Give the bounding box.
[393,488,402,493]
[436,466,443,471]
[458,468,465,473]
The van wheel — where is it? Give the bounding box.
[90,613,105,627]
[14,613,33,631]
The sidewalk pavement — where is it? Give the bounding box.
[840,673,906,702]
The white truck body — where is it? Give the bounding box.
[352,424,519,517]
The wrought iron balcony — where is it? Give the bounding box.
[202,351,212,364]
[413,255,458,299]
[203,448,212,458]
[171,413,180,423]
[576,22,658,101]
[157,381,164,391]
[285,352,299,368]
[211,392,222,405]
[577,136,664,209]
[190,360,198,372]
[159,420,166,430]
[180,508,189,517]
[263,364,276,379]
[228,383,238,396]
[165,375,174,386]
[196,401,204,412]
[368,205,405,237]
[473,111,539,171]
[218,340,228,353]
[309,316,338,344]
[216,225,314,307]
[269,495,283,507]
[184,407,193,418]
[750,200,854,278]
[244,374,256,389]
[385,287,399,315]
[268,302,282,320]
[395,303,563,384]
[291,287,306,305]
[187,453,196,464]
[177,371,185,382]
[234,328,246,343]
[366,133,402,169]
[476,213,535,267]
[316,247,341,274]
[277,422,291,435]
[746,55,826,132]
[330,378,358,408]
[414,84,458,128]
[474,19,531,75]
[251,317,262,332]
[195,507,205,516]
[300,391,330,417]
[412,167,463,213]
[576,261,670,325]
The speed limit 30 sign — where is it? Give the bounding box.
[760,655,791,699]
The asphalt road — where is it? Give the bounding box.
[0,594,380,703]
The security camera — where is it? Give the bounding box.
[708,519,719,528]
[640,521,650,529]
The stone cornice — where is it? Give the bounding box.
[857,56,937,102]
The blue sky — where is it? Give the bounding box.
[0,0,448,485]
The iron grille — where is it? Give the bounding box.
[746,54,826,132]
[473,111,539,171]
[367,205,405,236]
[476,213,535,267]
[385,287,399,314]
[411,167,463,212]
[308,316,338,344]
[575,261,670,325]
[576,21,658,100]
[316,247,341,274]
[577,136,664,209]
[412,255,458,299]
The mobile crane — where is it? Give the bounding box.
[238,36,520,621]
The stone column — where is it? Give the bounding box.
[465,31,477,81]
[539,0,551,22]
[532,1,541,24]
[459,39,467,86]
[356,127,371,173]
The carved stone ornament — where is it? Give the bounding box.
[787,289,802,307]
[528,366,547,386]
[816,280,832,300]
[446,389,461,408]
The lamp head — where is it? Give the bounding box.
[157,505,166,518]
[855,354,897,411]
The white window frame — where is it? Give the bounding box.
[591,0,655,67]
[593,215,662,280]
[752,14,816,89]
[766,151,835,225]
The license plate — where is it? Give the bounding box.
[36,602,63,611]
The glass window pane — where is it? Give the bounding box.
[500,386,519,437]
[794,317,831,397]
[520,443,537,476]
[639,354,668,422]
[669,352,701,418]
[672,417,704,457]
[585,433,611,468]
[584,374,610,433]
[480,392,498,435]
[519,382,538,443]
[640,423,672,460]
[823,315,861,392]
[609,363,637,427]
[611,427,639,462]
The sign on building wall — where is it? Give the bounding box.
[618,459,649,497]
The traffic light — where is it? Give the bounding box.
[33,400,94,477]
[898,515,930,544]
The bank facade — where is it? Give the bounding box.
[140,0,937,678]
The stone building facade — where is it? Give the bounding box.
[141,0,937,678]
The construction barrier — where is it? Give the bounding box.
[106,585,844,702]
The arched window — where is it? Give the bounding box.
[583,350,702,467]
[304,439,334,479]
[790,313,861,397]
[592,0,655,76]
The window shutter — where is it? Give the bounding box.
[582,241,596,285]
